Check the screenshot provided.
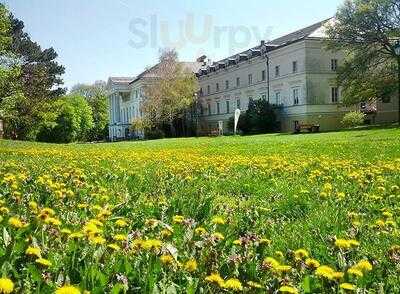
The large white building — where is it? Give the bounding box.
[107,62,202,141]
[108,19,398,140]
[196,19,398,132]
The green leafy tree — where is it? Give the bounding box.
[70,81,109,141]
[229,99,278,134]
[142,49,199,137]
[3,12,66,139]
[341,111,366,128]
[326,0,400,106]
[37,95,93,143]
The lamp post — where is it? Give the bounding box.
[395,40,400,125]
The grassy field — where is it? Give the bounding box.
[0,128,400,293]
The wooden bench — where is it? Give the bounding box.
[294,124,320,133]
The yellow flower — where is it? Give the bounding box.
[89,236,106,245]
[160,254,174,265]
[184,259,197,272]
[25,246,41,258]
[263,257,280,269]
[107,243,121,251]
[113,234,127,241]
[276,265,292,273]
[44,217,61,226]
[61,229,72,235]
[205,273,224,287]
[259,238,271,245]
[141,239,162,251]
[305,258,320,269]
[8,217,26,229]
[69,232,84,239]
[194,227,207,235]
[279,285,298,294]
[354,260,372,272]
[172,215,184,224]
[35,258,52,267]
[334,239,359,250]
[247,281,263,288]
[211,216,225,225]
[115,219,128,227]
[160,229,173,238]
[347,267,363,277]
[222,278,242,291]
[232,239,242,246]
[294,249,309,260]
[55,285,81,294]
[340,283,356,290]
[211,232,224,240]
[0,278,14,294]
[315,265,335,280]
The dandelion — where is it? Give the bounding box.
[172,215,184,224]
[141,239,162,251]
[55,285,81,294]
[233,239,242,246]
[184,259,197,272]
[113,234,127,241]
[205,273,224,287]
[25,246,41,258]
[263,257,280,269]
[211,232,224,240]
[305,258,320,269]
[115,219,128,227]
[276,265,292,273]
[247,281,263,289]
[194,227,207,235]
[107,243,121,251]
[8,217,26,229]
[211,216,225,225]
[0,278,14,294]
[35,258,52,267]
[354,260,373,272]
[340,283,356,291]
[347,267,363,277]
[160,254,174,265]
[315,265,335,279]
[294,249,309,260]
[335,239,359,250]
[279,285,298,294]
[222,278,243,291]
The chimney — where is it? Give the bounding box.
[260,40,265,46]
[196,55,207,63]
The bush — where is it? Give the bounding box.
[341,111,365,128]
[228,99,278,134]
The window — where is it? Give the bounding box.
[207,85,210,95]
[199,88,203,97]
[207,103,211,115]
[275,92,281,105]
[216,83,219,92]
[331,59,338,71]
[275,65,280,77]
[248,74,253,85]
[293,88,299,105]
[331,87,339,103]
[261,70,266,81]
[292,61,298,73]
[216,102,220,114]
[225,80,229,90]
[236,77,240,87]
[226,100,230,113]
[236,99,241,110]
[200,105,204,115]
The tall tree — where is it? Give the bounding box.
[326,0,400,108]
[142,49,199,136]
[0,4,23,139]
[2,12,66,139]
[70,81,109,141]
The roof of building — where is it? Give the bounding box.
[130,61,203,84]
[108,77,135,85]
[196,18,333,77]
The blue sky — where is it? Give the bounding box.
[3,0,344,90]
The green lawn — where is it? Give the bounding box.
[0,128,399,293]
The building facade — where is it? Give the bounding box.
[107,62,202,141]
[196,19,398,132]
[108,20,398,140]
